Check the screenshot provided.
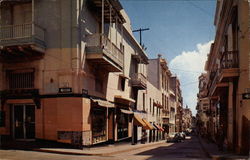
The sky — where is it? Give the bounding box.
[120,0,216,114]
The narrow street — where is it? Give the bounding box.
[0,136,210,160]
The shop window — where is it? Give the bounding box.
[92,108,106,143]
[117,113,128,139]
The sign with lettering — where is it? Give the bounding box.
[58,87,72,93]
[242,93,250,99]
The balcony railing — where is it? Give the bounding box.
[86,33,124,70]
[131,73,147,89]
[208,51,239,95]
[220,51,239,69]
[0,23,45,48]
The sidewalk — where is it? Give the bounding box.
[198,136,249,160]
[33,140,166,156]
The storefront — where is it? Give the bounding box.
[114,95,135,141]
[117,109,133,140]
[91,98,114,144]
[133,114,147,143]
[92,107,107,144]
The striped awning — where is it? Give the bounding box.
[142,119,154,130]
[133,115,147,128]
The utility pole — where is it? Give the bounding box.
[133,28,149,46]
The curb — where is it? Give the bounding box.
[32,141,166,156]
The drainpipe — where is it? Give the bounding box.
[101,0,104,35]
[32,0,34,35]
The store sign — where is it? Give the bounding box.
[59,87,72,93]
[242,93,250,100]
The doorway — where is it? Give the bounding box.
[12,104,35,140]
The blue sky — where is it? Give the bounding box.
[120,0,216,114]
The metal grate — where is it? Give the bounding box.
[7,70,34,89]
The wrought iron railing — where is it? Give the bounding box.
[131,73,147,87]
[86,33,124,68]
[220,51,239,69]
[0,23,45,45]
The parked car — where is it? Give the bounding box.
[166,133,182,143]
[179,132,186,140]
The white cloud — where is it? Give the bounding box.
[169,41,213,115]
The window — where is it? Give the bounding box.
[92,108,106,143]
[152,100,155,115]
[167,97,169,110]
[7,69,34,89]
[150,98,152,113]
[13,3,32,25]
[143,93,145,111]
[118,77,126,91]
[165,95,167,110]
[95,78,103,93]
[120,43,124,53]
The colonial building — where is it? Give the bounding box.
[170,76,183,133]
[148,55,178,136]
[0,0,183,147]
[203,0,250,155]
[182,106,192,132]
[0,0,152,146]
[196,73,210,137]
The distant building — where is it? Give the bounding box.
[182,106,192,131]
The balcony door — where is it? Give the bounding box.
[13,104,35,140]
[13,3,32,25]
[12,3,32,38]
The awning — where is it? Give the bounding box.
[120,109,134,114]
[142,119,154,130]
[158,125,165,132]
[133,115,147,127]
[114,95,135,104]
[91,98,114,108]
[153,123,160,130]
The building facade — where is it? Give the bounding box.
[0,0,183,147]
[182,106,192,132]
[148,55,183,136]
[200,0,250,155]
[0,0,151,146]
[196,73,211,137]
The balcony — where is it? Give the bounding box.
[131,73,147,90]
[86,33,124,72]
[0,23,46,62]
[209,51,239,96]
[87,0,125,24]
[218,51,240,82]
